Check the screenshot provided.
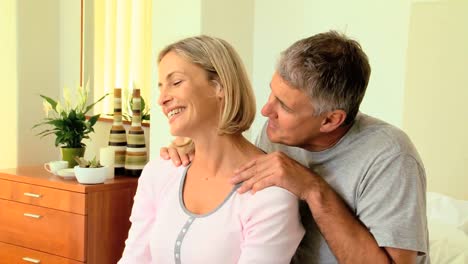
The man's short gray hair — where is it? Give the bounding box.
[277,31,371,125]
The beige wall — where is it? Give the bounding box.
[16,0,61,165]
[0,1,82,168]
[201,0,254,79]
[250,0,411,137]
[150,0,202,158]
[59,0,81,93]
[0,0,18,168]
[403,1,468,200]
[0,0,64,168]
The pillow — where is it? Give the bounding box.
[428,219,468,264]
[427,192,468,264]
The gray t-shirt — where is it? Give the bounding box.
[255,113,429,264]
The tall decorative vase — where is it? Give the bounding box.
[61,147,85,168]
[108,88,127,175]
[124,88,148,177]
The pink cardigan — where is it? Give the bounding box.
[119,158,304,264]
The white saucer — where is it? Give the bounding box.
[57,168,75,180]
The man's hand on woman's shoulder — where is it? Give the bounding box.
[160,137,194,166]
[231,151,319,200]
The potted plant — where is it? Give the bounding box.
[74,157,107,184]
[33,85,108,167]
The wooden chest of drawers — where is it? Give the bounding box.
[0,166,138,264]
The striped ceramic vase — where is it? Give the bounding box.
[124,88,148,177]
[108,88,127,175]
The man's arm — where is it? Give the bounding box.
[231,151,417,264]
[303,173,416,264]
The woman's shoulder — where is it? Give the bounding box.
[237,186,299,213]
[143,157,188,175]
[235,186,303,236]
[256,186,297,203]
[143,157,183,172]
[139,157,188,190]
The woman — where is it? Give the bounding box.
[119,35,304,263]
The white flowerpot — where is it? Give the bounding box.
[74,166,108,184]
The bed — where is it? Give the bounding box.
[427,192,468,263]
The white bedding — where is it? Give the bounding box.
[427,192,468,263]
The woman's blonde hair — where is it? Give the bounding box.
[158,35,255,135]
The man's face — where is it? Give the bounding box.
[261,72,326,148]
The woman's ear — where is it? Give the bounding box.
[213,80,224,100]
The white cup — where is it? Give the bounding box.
[44,160,69,175]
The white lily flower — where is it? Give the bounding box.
[56,101,63,114]
[63,86,72,112]
[42,100,52,117]
[77,86,85,110]
[78,83,89,112]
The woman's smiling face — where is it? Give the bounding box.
[158,51,222,137]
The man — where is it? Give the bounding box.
[161,31,429,263]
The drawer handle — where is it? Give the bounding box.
[23,213,42,219]
[24,192,42,198]
[22,257,41,263]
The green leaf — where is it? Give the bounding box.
[32,122,49,129]
[38,131,58,138]
[40,95,58,111]
[55,136,62,147]
[88,114,100,126]
[36,129,57,136]
[84,93,108,114]
[122,113,131,121]
[68,109,76,120]
[141,97,146,112]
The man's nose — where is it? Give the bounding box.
[261,99,275,118]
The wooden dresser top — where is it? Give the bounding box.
[0,166,139,193]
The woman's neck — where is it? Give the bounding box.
[189,133,262,180]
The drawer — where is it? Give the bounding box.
[0,241,83,264]
[0,179,85,214]
[0,199,86,262]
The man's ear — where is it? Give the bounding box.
[319,110,347,133]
